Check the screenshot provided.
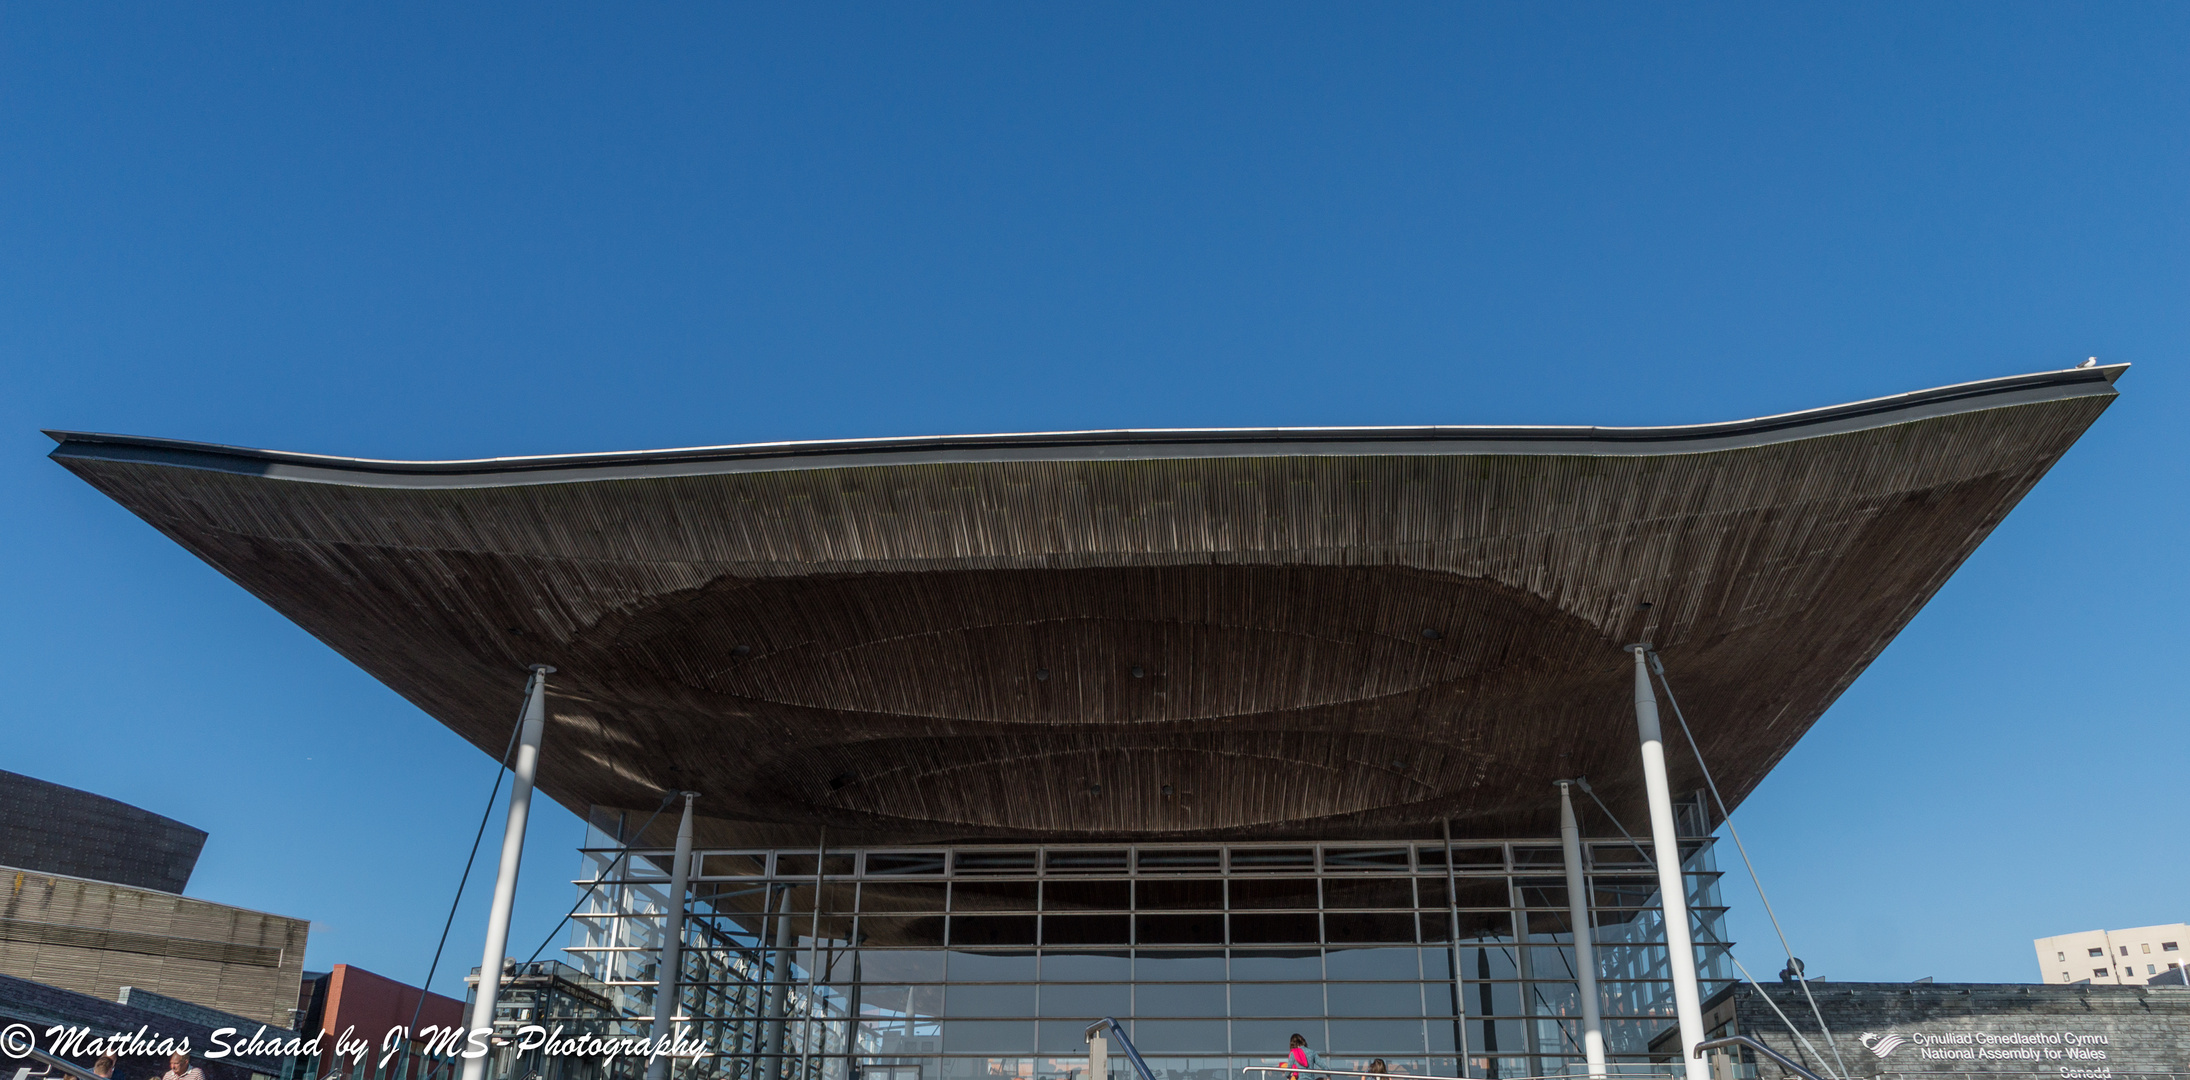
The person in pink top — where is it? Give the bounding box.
[1285,1034,1323,1080]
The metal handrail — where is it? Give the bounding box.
[1085,1018,1157,1080]
[1693,1036,1828,1080]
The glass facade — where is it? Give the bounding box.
[568,814,1731,1080]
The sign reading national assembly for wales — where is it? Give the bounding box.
[1859,1028,2120,1075]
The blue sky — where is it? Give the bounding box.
[2,4,2183,999]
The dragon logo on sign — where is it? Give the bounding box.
[1859,1032,1907,1058]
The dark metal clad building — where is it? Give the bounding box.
[0,769,207,894]
[47,365,2121,847]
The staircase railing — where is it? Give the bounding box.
[1083,1017,1157,1080]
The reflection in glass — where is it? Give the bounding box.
[1324,948,1419,981]
[946,984,1034,1017]
[947,951,1038,981]
[1324,983,1422,1018]
[1040,951,1132,982]
[1134,951,1226,982]
[1133,982,1226,1017]
[1227,982,1321,1017]
[1228,950,1319,982]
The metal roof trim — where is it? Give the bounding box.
[45,363,2125,489]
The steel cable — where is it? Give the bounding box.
[1648,652,1849,1080]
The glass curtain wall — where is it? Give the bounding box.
[569,823,1730,1080]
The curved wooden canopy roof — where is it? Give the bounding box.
[47,366,2122,846]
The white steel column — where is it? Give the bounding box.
[461,664,555,1080]
[1555,781,1608,1079]
[646,792,699,1080]
[1628,645,1706,1080]
[759,885,796,1079]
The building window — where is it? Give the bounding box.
[2165,942,2180,951]
[2147,965,2157,975]
[2142,943,2152,954]
[2095,969,2109,978]
[2120,946,2130,956]
[2062,972,2072,981]
[2057,951,2066,962]
[2089,948,2104,957]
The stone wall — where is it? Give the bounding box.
[1712,982,2190,1079]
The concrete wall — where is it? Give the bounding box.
[1711,982,2190,1079]
[0,864,307,1028]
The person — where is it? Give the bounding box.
[92,1056,116,1079]
[1367,1061,1388,1076]
[164,1052,205,1080]
[1285,1034,1323,1080]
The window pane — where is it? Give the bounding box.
[952,915,1038,946]
[858,984,944,1018]
[1138,849,1223,872]
[1040,983,1131,1018]
[1325,848,1411,872]
[1324,912,1416,945]
[941,1020,1034,1053]
[1230,950,1321,981]
[1231,913,1320,945]
[1424,984,1461,1018]
[1037,1020,1097,1053]
[857,950,946,983]
[954,851,1037,874]
[1229,983,1322,1017]
[1134,983,1226,1018]
[1138,879,1224,909]
[1464,1019,1528,1054]
[1136,951,1226,981]
[1328,1020,1424,1054]
[864,851,947,875]
[1321,878,1416,909]
[1233,1019,1323,1055]
[1462,982,1523,1018]
[1045,914,1131,946]
[860,880,951,914]
[1455,947,1518,982]
[1046,849,1129,874]
[1328,984,1423,1018]
[1229,878,1320,910]
[1515,879,1568,910]
[1045,880,1132,911]
[861,915,947,948]
[1139,913,1225,945]
[1229,848,1317,870]
[1326,948,1420,981]
[947,951,1038,981]
[953,881,1039,912]
[1131,1019,1227,1051]
[1041,951,1132,981]
[947,984,1035,1017]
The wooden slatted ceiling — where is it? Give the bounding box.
[48,376,2117,847]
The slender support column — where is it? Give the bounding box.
[1628,645,1706,1080]
[461,665,555,1080]
[759,886,796,1080]
[1555,781,1608,1079]
[646,792,700,1080]
[1087,1025,1108,1080]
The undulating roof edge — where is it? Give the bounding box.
[45,363,2125,489]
